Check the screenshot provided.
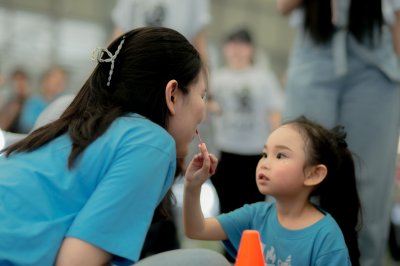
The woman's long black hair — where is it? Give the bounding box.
[303,0,383,44]
[3,27,203,218]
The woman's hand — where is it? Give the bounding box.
[184,143,218,188]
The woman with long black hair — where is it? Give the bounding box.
[276,1,400,265]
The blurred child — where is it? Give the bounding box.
[0,69,30,133]
[18,66,67,133]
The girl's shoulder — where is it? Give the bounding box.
[242,201,276,218]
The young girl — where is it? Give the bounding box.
[0,27,230,266]
[184,116,361,265]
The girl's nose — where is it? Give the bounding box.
[259,157,270,169]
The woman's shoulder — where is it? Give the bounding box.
[79,114,175,174]
[115,113,169,135]
[104,113,175,151]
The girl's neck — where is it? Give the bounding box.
[275,200,324,230]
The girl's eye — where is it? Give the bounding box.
[260,152,267,158]
[276,152,286,159]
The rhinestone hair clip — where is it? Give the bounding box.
[91,36,126,86]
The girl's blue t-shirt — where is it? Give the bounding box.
[0,114,176,265]
[217,202,352,266]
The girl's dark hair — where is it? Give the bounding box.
[3,26,203,218]
[303,0,383,45]
[284,116,362,266]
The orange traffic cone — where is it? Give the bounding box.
[235,230,265,266]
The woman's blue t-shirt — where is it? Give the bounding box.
[0,114,176,265]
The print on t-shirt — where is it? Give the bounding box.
[265,245,292,266]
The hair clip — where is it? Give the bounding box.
[91,36,126,86]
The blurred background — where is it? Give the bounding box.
[0,0,398,265]
[0,0,293,93]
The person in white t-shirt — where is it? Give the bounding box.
[111,0,210,62]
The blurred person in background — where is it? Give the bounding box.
[209,28,284,262]
[0,67,6,103]
[276,0,400,265]
[0,68,31,133]
[111,0,210,63]
[18,66,67,133]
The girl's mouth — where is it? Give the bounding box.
[258,173,269,181]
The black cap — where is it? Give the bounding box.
[225,28,252,44]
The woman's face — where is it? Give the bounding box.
[167,71,207,159]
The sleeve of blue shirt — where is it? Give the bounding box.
[66,140,175,264]
[217,203,266,259]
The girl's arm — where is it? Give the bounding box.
[276,0,303,15]
[56,237,111,266]
[183,143,226,240]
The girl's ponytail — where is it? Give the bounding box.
[287,117,362,266]
[316,125,362,266]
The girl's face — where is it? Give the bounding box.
[256,124,309,198]
[167,71,207,159]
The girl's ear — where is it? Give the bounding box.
[165,79,178,115]
[304,164,327,187]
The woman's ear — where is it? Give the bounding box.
[165,79,178,115]
[304,164,327,187]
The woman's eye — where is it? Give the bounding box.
[260,152,267,158]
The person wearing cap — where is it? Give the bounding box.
[209,28,284,262]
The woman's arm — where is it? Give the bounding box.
[56,237,112,266]
[276,0,303,15]
[183,143,226,240]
